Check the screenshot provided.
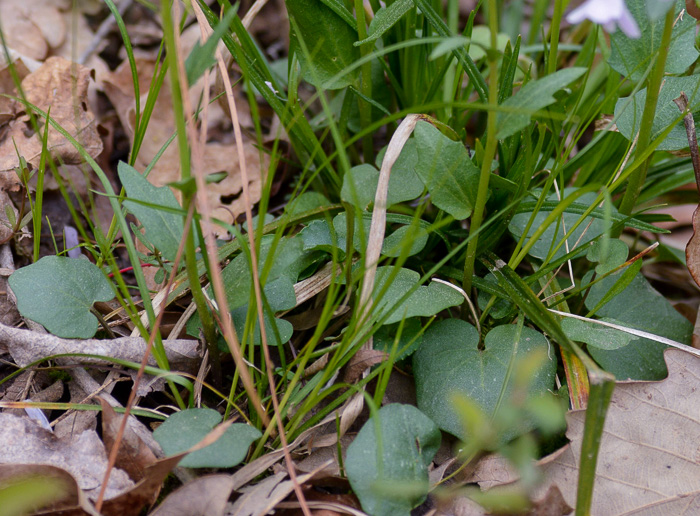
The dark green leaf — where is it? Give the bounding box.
[345,404,440,516]
[119,161,184,262]
[9,256,114,339]
[355,0,413,46]
[496,67,586,139]
[413,320,556,440]
[413,121,479,220]
[153,408,261,468]
[608,0,697,82]
[287,0,360,89]
[615,75,700,151]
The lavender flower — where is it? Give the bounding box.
[566,0,641,38]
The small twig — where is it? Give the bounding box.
[673,92,700,189]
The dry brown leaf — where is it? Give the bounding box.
[149,474,235,516]
[465,348,700,515]
[0,412,134,500]
[0,463,99,515]
[100,399,157,483]
[0,0,66,61]
[343,349,388,383]
[0,320,200,370]
[103,55,265,237]
[0,56,103,181]
[0,57,29,124]
[230,466,328,516]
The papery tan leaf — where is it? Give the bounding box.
[466,348,700,515]
[0,0,66,61]
[0,57,103,179]
[0,412,134,500]
[100,399,157,483]
[342,349,388,383]
[149,474,235,516]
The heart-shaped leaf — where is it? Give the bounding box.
[583,250,692,380]
[341,159,424,210]
[287,0,359,89]
[9,256,114,339]
[413,319,556,440]
[345,404,441,516]
[153,408,261,468]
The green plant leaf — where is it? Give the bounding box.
[615,76,700,151]
[287,0,360,89]
[583,262,693,380]
[371,267,464,324]
[9,256,114,339]
[118,161,184,262]
[153,408,261,468]
[608,0,698,82]
[330,213,428,257]
[413,320,556,440]
[355,0,413,46]
[509,189,615,261]
[561,317,638,351]
[341,157,424,210]
[185,5,238,84]
[413,121,479,220]
[345,404,440,516]
[373,318,423,360]
[496,67,586,139]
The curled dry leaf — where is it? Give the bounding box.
[0,320,201,370]
[464,348,700,515]
[0,0,67,61]
[0,56,103,183]
[103,56,266,237]
[0,412,134,500]
[149,474,235,516]
[100,400,157,483]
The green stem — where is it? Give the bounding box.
[354,0,373,162]
[462,0,499,300]
[618,7,675,217]
[547,0,565,75]
[161,0,220,384]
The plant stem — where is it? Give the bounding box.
[618,6,675,217]
[547,0,565,76]
[462,0,499,301]
[161,0,220,383]
[354,0,373,162]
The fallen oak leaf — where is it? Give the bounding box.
[465,348,700,515]
[0,56,103,178]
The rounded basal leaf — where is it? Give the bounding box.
[413,121,479,220]
[509,189,613,261]
[561,317,638,351]
[583,252,692,379]
[373,318,423,360]
[413,320,556,440]
[9,256,114,339]
[153,408,261,468]
[608,0,697,82]
[615,76,700,151]
[371,267,464,325]
[345,404,440,516]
